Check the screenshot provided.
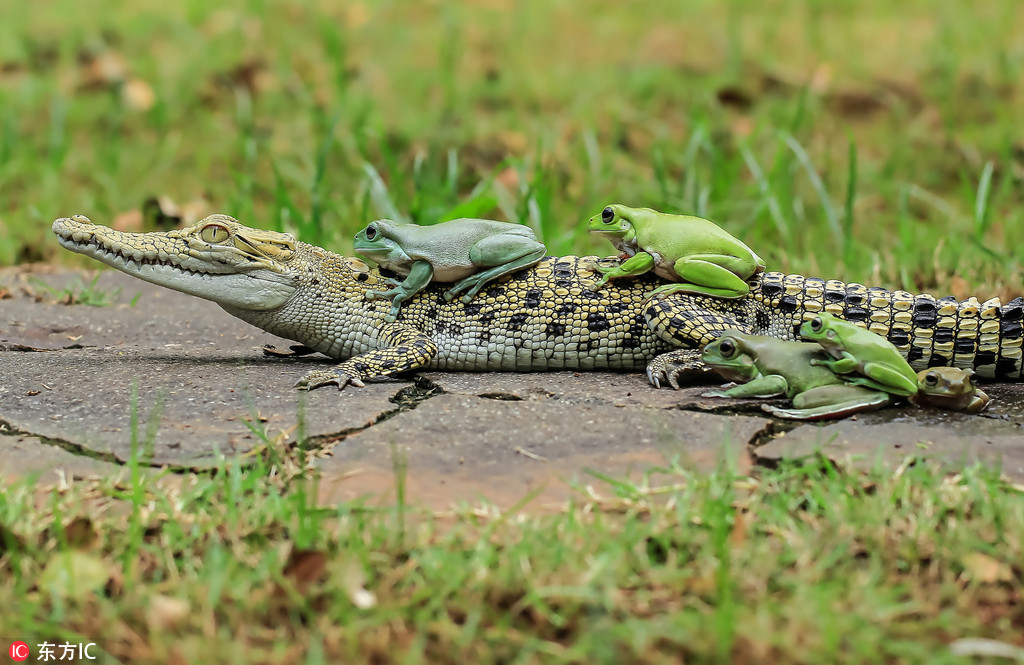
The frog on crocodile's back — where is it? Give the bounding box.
[587,204,765,299]
[354,218,546,322]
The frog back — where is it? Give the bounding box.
[634,215,760,263]
[391,219,536,265]
[737,337,844,397]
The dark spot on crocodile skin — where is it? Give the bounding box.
[578,338,598,353]
[954,339,977,355]
[510,269,531,280]
[912,300,937,328]
[555,279,572,288]
[996,357,1021,377]
[545,322,566,337]
[509,313,528,331]
[485,285,506,298]
[1001,297,1023,320]
[587,313,610,332]
[464,302,482,316]
[843,307,868,321]
[580,288,602,300]
[824,290,845,303]
[755,311,771,331]
[413,340,432,350]
[605,303,626,314]
[311,276,321,285]
[933,328,954,344]
[805,277,825,289]
[316,292,323,299]
[1001,320,1022,340]
[379,359,396,370]
[887,329,911,346]
[792,324,803,339]
[555,303,577,315]
[524,289,542,308]
[937,295,957,306]
[622,336,641,350]
[778,295,798,313]
[448,323,464,337]
[844,293,863,307]
[434,321,447,335]
[479,312,495,325]
[426,306,438,320]
[907,346,925,363]
[379,267,400,279]
[974,350,996,366]
[353,362,369,372]
[928,354,950,367]
[762,283,784,298]
[628,322,647,340]
[394,346,409,355]
[354,273,367,283]
[435,292,449,305]
[477,331,491,343]
[633,312,647,326]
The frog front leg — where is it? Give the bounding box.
[649,254,759,299]
[365,260,434,322]
[295,322,438,390]
[444,235,546,302]
[592,252,655,288]
[763,385,894,420]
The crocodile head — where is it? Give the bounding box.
[52,214,303,310]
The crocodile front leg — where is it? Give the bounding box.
[295,322,438,390]
[643,292,759,388]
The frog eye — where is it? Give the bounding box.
[601,207,614,223]
[809,317,823,333]
[923,372,938,387]
[200,224,230,243]
[365,225,378,240]
[718,338,736,358]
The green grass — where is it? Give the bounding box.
[1,456,1022,664]
[1,0,1023,296]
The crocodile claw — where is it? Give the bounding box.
[295,368,365,391]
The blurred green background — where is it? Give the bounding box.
[1,0,1022,296]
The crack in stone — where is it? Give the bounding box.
[1,417,128,468]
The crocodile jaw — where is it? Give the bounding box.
[52,215,298,310]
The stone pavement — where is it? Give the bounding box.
[2,268,1022,507]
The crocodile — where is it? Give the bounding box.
[51,214,1024,390]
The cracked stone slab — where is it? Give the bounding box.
[316,393,770,507]
[0,433,124,481]
[0,347,408,468]
[419,370,723,409]
[756,395,1024,481]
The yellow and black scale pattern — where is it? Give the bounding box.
[647,271,1024,379]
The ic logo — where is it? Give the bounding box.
[8,642,29,662]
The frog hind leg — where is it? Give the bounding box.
[649,255,755,299]
[444,237,547,302]
[762,384,894,420]
[841,361,919,397]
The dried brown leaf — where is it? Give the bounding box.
[63,516,99,550]
[282,548,329,594]
[961,552,1013,584]
[146,594,192,631]
[122,78,155,111]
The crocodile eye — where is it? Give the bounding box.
[200,224,230,243]
[718,339,736,358]
[810,317,823,333]
[365,225,377,240]
[924,372,938,387]
[601,207,614,223]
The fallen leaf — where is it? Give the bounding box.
[63,516,99,550]
[38,551,110,599]
[282,548,328,595]
[121,77,155,111]
[961,552,1013,584]
[146,594,192,631]
[112,209,143,232]
[729,511,748,549]
[79,50,128,89]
